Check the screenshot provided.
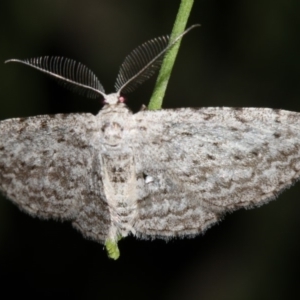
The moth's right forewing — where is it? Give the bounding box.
[0,113,98,220]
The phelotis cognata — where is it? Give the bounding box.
[1,25,300,259]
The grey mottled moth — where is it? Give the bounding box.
[1,25,300,259]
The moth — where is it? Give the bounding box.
[1,25,300,259]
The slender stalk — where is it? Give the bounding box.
[105,239,120,260]
[148,0,195,110]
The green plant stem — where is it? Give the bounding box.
[147,0,195,110]
[105,239,120,260]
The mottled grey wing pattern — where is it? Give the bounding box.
[0,113,110,242]
[133,107,300,238]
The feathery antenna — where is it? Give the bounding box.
[115,24,200,95]
[5,57,105,99]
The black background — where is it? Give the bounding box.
[1,1,300,299]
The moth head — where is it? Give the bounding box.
[102,93,126,105]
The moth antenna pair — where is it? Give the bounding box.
[5,24,200,102]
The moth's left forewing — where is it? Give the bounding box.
[133,108,222,238]
[132,107,300,239]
